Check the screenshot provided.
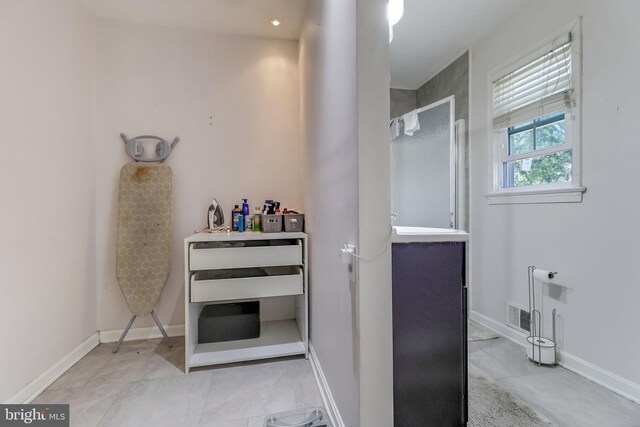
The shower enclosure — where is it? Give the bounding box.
[391,96,463,229]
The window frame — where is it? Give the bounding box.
[485,20,585,205]
[502,112,571,188]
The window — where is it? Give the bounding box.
[504,112,570,188]
[487,26,584,204]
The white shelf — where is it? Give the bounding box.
[189,320,305,368]
[186,231,306,243]
[184,232,308,373]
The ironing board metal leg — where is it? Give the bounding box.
[151,310,173,348]
[112,315,136,353]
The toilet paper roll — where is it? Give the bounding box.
[533,269,556,283]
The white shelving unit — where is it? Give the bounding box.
[184,231,308,373]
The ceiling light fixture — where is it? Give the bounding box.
[388,0,404,43]
[270,19,281,27]
[388,0,404,26]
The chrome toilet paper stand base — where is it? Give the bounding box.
[527,266,558,366]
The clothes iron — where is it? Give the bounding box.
[207,198,225,230]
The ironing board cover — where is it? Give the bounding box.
[116,163,172,316]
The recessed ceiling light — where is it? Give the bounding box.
[270,19,281,27]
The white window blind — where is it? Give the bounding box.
[493,34,573,129]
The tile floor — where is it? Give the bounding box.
[469,321,640,427]
[32,338,324,427]
[33,326,640,427]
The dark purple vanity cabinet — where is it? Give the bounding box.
[392,241,467,427]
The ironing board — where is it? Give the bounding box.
[113,162,174,352]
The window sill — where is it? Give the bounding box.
[485,186,586,205]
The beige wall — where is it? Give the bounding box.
[95,19,302,331]
[0,0,96,402]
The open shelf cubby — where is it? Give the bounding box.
[184,232,308,373]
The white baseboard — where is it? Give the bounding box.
[6,324,185,405]
[558,350,640,405]
[469,310,640,405]
[308,344,345,427]
[6,333,100,404]
[98,324,185,343]
[469,310,528,344]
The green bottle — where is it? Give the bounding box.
[253,206,262,232]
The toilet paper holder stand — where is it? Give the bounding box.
[527,265,558,366]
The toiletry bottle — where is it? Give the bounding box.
[245,214,254,231]
[238,214,245,232]
[242,199,249,217]
[232,205,242,231]
[253,206,262,232]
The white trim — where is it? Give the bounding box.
[417,95,454,115]
[455,119,467,232]
[449,97,457,228]
[470,310,528,345]
[487,19,583,200]
[470,310,640,405]
[308,344,345,427]
[558,351,640,406]
[98,324,185,343]
[390,84,416,91]
[485,186,585,204]
[504,142,571,163]
[390,94,454,122]
[5,333,99,404]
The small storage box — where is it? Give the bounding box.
[198,302,260,344]
[262,214,283,233]
[283,214,304,232]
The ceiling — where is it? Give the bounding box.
[390,0,527,89]
[81,0,309,40]
[82,0,526,87]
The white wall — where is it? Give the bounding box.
[355,0,393,425]
[470,0,640,396]
[299,2,360,425]
[95,19,302,331]
[0,0,96,402]
[300,2,392,425]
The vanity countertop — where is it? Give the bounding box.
[392,226,469,243]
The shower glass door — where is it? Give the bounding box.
[391,97,456,229]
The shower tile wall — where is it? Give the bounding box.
[416,52,469,120]
[390,89,417,119]
[417,51,469,230]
